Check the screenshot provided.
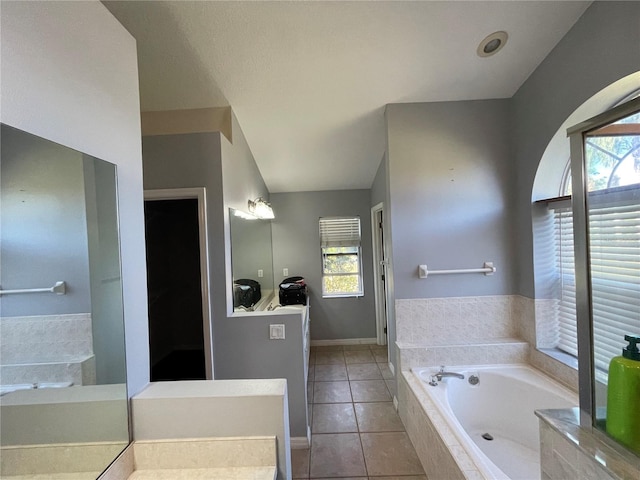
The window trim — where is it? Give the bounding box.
[319,216,364,298]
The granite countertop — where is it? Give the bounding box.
[536,407,640,480]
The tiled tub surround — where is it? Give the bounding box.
[399,368,578,480]
[398,371,479,480]
[0,313,96,386]
[537,408,640,480]
[395,295,579,392]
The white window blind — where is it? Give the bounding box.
[319,217,361,247]
[319,217,363,297]
[587,187,640,372]
[550,200,578,357]
[549,187,640,373]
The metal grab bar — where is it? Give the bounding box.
[418,262,496,279]
[0,281,66,295]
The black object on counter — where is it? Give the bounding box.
[234,278,261,308]
[279,276,307,305]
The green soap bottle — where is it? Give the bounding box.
[606,334,640,454]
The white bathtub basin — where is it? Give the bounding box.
[412,364,577,480]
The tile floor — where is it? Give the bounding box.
[291,344,426,479]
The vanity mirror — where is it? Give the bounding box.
[0,124,129,478]
[229,208,274,311]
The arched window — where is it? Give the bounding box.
[532,80,640,370]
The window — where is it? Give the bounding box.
[545,110,640,375]
[319,216,364,297]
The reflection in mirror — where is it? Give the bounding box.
[0,124,129,478]
[583,110,640,454]
[229,208,274,311]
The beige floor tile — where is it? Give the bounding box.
[315,351,346,365]
[372,477,427,480]
[313,381,352,403]
[347,363,383,380]
[312,403,358,433]
[308,365,315,382]
[342,344,373,351]
[354,402,405,432]
[308,353,316,366]
[378,363,394,380]
[360,432,425,476]
[350,380,391,402]
[310,433,367,478]
[315,364,348,381]
[312,345,344,352]
[290,448,310,478]
[373,350,389,363]
[344,350,375,364]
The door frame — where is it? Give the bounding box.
[144,187,214,379]
[371,202,388,346]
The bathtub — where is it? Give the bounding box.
[411,364,577,480]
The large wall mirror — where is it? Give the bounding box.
[229,208,274,311]
[0,124,129,478]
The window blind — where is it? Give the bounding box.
[587,188,640,372]
[550,187,640,373]
[550,200,578,357]
[319,217,361,247]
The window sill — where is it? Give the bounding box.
[538,348,579,371]
[322,294,364,299]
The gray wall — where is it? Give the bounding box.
[511,0,640,298]
[386,99,514,300]
[370,155,387,208]
[142,132,225,373]
[1,126,92,316]
[1,0,147,395]
[270,190,377,341]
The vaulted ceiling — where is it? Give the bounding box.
[104,1,591,193]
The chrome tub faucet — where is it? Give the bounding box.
[428,366,465,386]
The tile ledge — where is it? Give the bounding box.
[536,408,640,480]
[127,466,277,480]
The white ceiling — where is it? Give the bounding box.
[104,1,591,193]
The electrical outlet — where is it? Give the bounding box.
[258,269,264,278]
[283,268,289,277]
[269,324,285,340]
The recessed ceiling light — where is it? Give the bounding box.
[477,31,508,57]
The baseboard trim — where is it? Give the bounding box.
[388,361,395,376]
[290,436,310,449]
[310,338,378,347]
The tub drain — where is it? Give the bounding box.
[481,433,494,441]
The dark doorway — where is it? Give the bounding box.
[144,198,206,381]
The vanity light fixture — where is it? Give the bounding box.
[233,209,258,220]
[248,197,275,219]
[477,31,508,57]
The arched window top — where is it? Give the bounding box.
[532,75,640,201]
[559,89,640,197]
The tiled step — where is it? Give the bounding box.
[128,466,277,479]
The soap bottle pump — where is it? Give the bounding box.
[606,334,640,454]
